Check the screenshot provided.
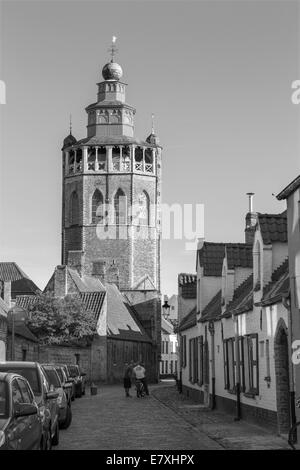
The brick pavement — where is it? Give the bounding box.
[152,383,293,450]
[55,383,223,450]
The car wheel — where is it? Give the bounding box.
[52,422,59,446]
[61,405,72,429]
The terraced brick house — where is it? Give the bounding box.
[177,208,294,434]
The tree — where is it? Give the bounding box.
[27,292,97,345]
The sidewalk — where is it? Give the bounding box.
[151,383,293,450]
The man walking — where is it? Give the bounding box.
[123,360,134,397]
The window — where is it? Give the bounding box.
[165,361,168,374]
[17,379,33,403]
[203,339,210,385]
[70,191,79,225]
[75,353,80,365]
[161,340,164,354]
[91,189,104,224]
[259,340,265,358]
[161,361,164,374]
[240,334,259,395]
[138,191,150,225]
[181,335,187,368]
[112,146,120,171]
[198,336,204,386]
[165,341,169,355]
[189,339,193,381]
[170,361,173,374]
[114,189,127,224]
[11,380,23,406]
[193,338,199,384]
[223,338,235,392]
[22,349,27,361]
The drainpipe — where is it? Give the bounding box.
[282,294,297,444]
[233,313,241,421]
[208,321,216,409]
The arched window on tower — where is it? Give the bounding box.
[138,191,150,226]
[114,189,127,225]
[145,149,153,173]
[135,147,143,171]
[75,148,82,172]
[68,150,75,174]
[97,147,106,171]
[112,146,120,171]
[70,191,79,226]
[88,147,96,170]
[122,146,131,171]
[91,189,104,224]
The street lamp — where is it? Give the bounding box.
[162,297,170,320]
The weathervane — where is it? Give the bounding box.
[69,114,72,135]
[108,36,118,62]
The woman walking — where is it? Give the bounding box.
[123,360,134,397]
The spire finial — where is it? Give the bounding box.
[69,114,72,135]
[108,36,118,62]
[151,113,155,134]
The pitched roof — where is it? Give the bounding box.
[178,273,197,286]
[277,174,300,200]
[226,244,253,269]
[105,284,152,343]
[178,306,197,332]
[68,268,105,293]
[161,316,174,335]
[257,212,287,245]
[260,258,289,306]
[80,291,106,320]
[197,242,225,276]
[222,274,254,317]
[15,295,38,310]
[199,290,222,323]
[0,262,28,282]
[0,263,41,298]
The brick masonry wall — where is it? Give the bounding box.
[6,335,39,362]
[38,343,93,380]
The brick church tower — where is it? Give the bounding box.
[61,40,162,366]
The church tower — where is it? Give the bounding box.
[61,39,162,300]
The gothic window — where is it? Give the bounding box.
[114,188,127,225]
[68,150,75,173]
[110,110,120,124]
[145,148,153,173]
[122,146,131,171]
[88,147,96,170]
[75,148,82,172]
[135,147,143,171]
[91,189,104,224]
[97,147,106,171]
[70,191,79,226]
[112,146,120,171]
[138,191,150,225]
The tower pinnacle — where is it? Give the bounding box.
[108,36,118,63]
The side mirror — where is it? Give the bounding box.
[15,403,38,417]
[46,391,59,400]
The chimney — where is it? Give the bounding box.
[245,192,257,245]
[54,266,68,298]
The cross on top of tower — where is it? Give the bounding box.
[108,36,118,63]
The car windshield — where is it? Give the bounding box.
[0,368,41,395]
[0,381,8,418]
[56,368,64,383]
[43,368,61,388]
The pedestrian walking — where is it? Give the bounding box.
[132,361,149,396]
[123,360,134,397]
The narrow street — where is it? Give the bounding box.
[55,384,223,450]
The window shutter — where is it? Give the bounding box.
[199,336,204,386]
[223,340,228,390]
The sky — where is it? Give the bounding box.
[0,0,299,296]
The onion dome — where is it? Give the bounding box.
[63,133,77,148]
[146,133,159,145]
[102,61,123,81]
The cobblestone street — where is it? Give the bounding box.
[56,382,292,450]
[55,384,223,450]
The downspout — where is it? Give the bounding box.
[282,293,297,444]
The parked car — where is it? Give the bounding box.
[41,364,72,430]
[0,372,42,450]
[67,365,86,398]
[54,365,73,406]
[0,362,59,449]
[57,365,76,402]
